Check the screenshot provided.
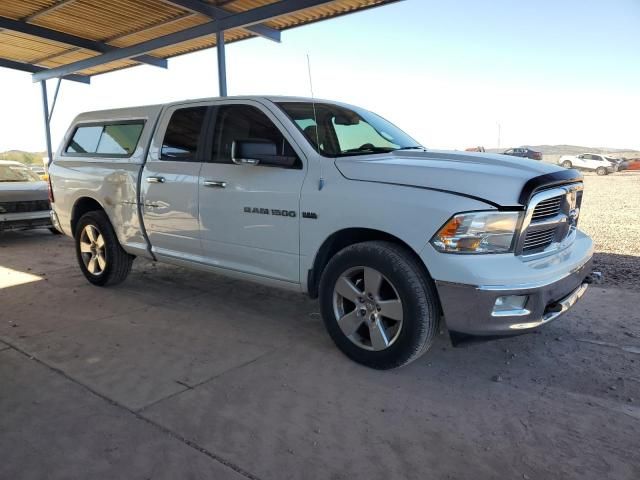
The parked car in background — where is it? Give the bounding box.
[605,156,628,171]
[0,160,56,233]
[48,96,595,369]
[558,153,616,175]
[627,158,640,171]
[465,146,485,152]
[503,147,542,161]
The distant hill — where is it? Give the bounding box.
[0,150,47,165]
[486,145,640,164]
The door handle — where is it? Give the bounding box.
[146,176,165,184]
[203,180,227,188]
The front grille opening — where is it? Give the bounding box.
[531,195,563,220]
[523,227,556,252]
[0,200,50,214]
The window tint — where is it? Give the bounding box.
[97,124,143,155]
[211,105,299,167]
[161,106,207,161]
[67,126,102,153]
[66,123,144,156]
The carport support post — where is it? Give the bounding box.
[40,80,54,166]
[216,30,227,97]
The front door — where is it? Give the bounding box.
[198,101,307,284]
[141,103,209,260]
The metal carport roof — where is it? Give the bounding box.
[0,0,401,171]
[0,0,400,83]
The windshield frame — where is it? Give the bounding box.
[276,101,422,158]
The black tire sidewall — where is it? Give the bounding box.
[319,242,436,369]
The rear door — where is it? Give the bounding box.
[141,103,209,260]
[197,100,307,283]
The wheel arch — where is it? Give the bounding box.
[70,196,105,236]
[307,228,435,300]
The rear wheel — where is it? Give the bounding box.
[75,211,133,286]
[596,166,608,176]
[561,160,572,168]
[319,241,439,369]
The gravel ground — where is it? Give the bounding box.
[578,171,640,289]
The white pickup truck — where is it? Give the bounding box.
[49,96,596,369]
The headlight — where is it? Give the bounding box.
[431,211,521,254]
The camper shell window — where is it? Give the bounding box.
[65,121,145,157]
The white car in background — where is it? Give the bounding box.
[558,153,617,176]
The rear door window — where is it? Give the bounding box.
[161,106,207,161]
[66,122,144,156]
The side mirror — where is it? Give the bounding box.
[232,140,297,168]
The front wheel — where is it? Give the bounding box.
[75,211,133,286]
[319,241,439,369]
[596,166,608,176]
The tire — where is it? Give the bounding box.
[318,241,439,369]
[74,210,133,286]
[561,160,572,168]
[596,167,608,176]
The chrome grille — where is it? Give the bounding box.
[517,183,583,258]
[523,227,556,251]
[531,196,562,220]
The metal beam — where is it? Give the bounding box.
[164,0,280,42]
[0,16,167,69]
[0,58,89,83]
[216,31,227,96]
[33,0,333,82]
[40,81,54,166]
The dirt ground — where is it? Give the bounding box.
[0,173,639,480]
[579,171,640,288]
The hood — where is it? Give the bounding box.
[335,150,567,207]
[0,181,48,203]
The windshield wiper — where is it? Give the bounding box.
[394,146,425,151]
[342,146,397,154]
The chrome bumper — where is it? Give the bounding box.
[436,256,593,335]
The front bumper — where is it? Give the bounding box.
[436,256,593,336]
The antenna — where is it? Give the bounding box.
[307,54,324,190]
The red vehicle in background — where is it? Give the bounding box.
[627,158,640,170]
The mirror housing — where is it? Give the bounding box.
[232,140,297,168]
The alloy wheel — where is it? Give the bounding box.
[332,266,404,351]
[79,224,107,275]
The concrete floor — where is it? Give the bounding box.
[1,230,639,480]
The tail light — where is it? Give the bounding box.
[48,177,54,203]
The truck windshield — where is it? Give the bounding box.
[277,102,422,157]
[0,165,42,182]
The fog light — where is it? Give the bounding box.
[492,295,530,317]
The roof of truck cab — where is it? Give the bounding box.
[69,96,358,123]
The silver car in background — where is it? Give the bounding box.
[0,160,55,233]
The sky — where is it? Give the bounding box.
[0,0,638,153]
